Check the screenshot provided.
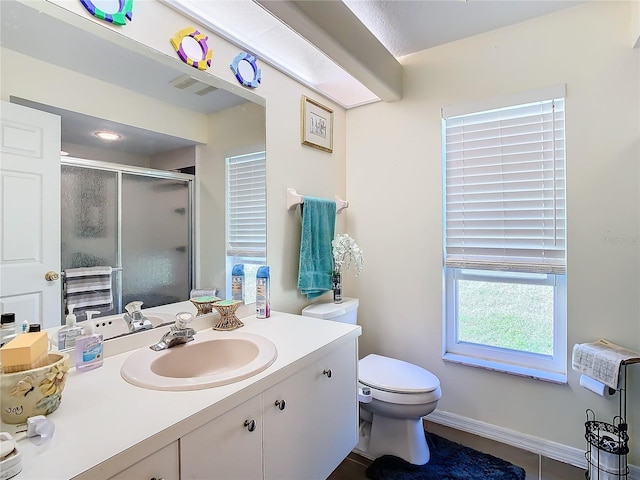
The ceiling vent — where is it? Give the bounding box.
[169,75,218,96]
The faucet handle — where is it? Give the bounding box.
[125,301,144,315]
[175,311,194,330]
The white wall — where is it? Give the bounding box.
[62,142,151,167]
[151,146,197,171]
[633,0,640,48]
[347,0,640,464]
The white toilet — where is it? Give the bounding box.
[301,298,441,465]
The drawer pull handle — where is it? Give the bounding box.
[275,399,286,410]
[244,419,256,432]
[323,369,332,378]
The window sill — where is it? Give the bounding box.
[442,353,567,384]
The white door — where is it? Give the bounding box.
[1,101,61,329]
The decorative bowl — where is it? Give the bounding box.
[0,352,70,424]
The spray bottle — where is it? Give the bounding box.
[256,266,270,318]
[231,264,245,303]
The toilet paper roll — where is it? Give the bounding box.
[580,374,613,397]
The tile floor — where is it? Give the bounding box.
[328,421,587,480]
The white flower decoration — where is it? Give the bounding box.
[332,234,365,276]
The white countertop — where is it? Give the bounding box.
[2,309,361,480]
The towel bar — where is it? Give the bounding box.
[286,188,348,214]
[61,267,122,277]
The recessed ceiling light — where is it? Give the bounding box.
[60,150,69,156]
[95,131,121,141]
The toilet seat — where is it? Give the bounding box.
[359,354,441,405]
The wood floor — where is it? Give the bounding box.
[328,422,587,480]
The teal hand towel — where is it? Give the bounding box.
[297,197,336,299]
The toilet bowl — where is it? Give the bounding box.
[358,353,441,465]
[301,298,442,466]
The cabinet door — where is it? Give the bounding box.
[263,340,358,480]
[109,442,179,480]
[181,395,263,480]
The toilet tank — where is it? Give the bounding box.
[301,298,359,324]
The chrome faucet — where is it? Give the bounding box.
[123,301,153,333]
[150,312,196,351]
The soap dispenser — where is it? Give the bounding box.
[75,311,103,372]
[57,305,84,350]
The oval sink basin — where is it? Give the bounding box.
[120,332,277,391]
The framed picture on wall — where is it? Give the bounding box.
[301,95,333,153]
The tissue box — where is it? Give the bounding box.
[0,331,49,373]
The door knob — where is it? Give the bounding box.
[244,419,256,432]
[45,271,59,281]
[275,399,286,411]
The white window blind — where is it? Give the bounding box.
[226,152,266,257]
[443,94,566,274]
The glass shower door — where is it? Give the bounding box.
[61,165,120,318]
[61,160,193,324]
[121,174,191,308]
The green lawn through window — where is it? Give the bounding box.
[458,280,554,355]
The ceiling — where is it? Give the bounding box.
[342,0,581,58]
[172,0,582,107]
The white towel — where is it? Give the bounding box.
[64,266,113,317]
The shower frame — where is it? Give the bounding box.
[60,157,195,320]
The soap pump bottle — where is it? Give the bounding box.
[75,311,103,372]
[57,304,84,350]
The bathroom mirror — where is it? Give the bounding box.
[0,0,267,334]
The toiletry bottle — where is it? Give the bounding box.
[231,264,245,303]
[57,304,84,350]
[75,311,103,372]
[256,266,270,318]
[0,313,17,347]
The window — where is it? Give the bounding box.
[442,85,567,382]
[226,152,266,304]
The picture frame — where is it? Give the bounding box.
[301,95,333,153]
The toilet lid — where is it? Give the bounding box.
[359,354,440,394]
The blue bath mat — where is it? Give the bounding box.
[365,432,526,480]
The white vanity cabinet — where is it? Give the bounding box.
[263,340,358,480]
[108,442,179,480]
[180,339,358,480]
[19,313,361,480]
[181,395,263,479]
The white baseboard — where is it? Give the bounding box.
[427,409,639,480]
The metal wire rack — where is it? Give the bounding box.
[584,363,632,480]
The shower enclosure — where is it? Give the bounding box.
[61,158,193,322]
